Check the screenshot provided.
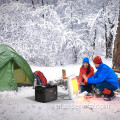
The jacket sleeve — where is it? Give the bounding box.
[88,68,108,84]
[86,66,94,78]
[78,67,83,83]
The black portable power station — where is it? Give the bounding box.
[35,84,57,103]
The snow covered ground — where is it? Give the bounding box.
[0,58,120,120]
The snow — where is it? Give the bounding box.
[1,58,120,120]
[0,86,120,120]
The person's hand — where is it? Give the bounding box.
[81,82,85,85]
[80,82,85,85]
[82,74,88,82]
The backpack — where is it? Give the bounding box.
[34,71,47,85]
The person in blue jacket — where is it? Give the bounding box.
[83,56,119,101]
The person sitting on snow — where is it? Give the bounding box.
[78,57,94,93]
[82,56,119,101]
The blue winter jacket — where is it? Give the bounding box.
[88,62,119,88]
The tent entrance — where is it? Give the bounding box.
[13,62,32,87]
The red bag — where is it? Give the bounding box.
[34,71,47,85]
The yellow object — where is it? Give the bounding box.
[72,78,78,95]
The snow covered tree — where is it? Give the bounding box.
[113,5,120,69]
[103,2,118,58]
[0,0,119,66]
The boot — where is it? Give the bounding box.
[104,91,116,101]
[103,88,116,101]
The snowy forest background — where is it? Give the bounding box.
[0,0,119,66]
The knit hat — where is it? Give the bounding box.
[93,56,102,64]
[83,57,89,63]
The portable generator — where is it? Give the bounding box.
[35,84,57,103]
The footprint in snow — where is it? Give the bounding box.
[0,109,6,115]
[31,105,35,108]
[20,110,25,113]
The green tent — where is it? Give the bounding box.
[0,44,34,91]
